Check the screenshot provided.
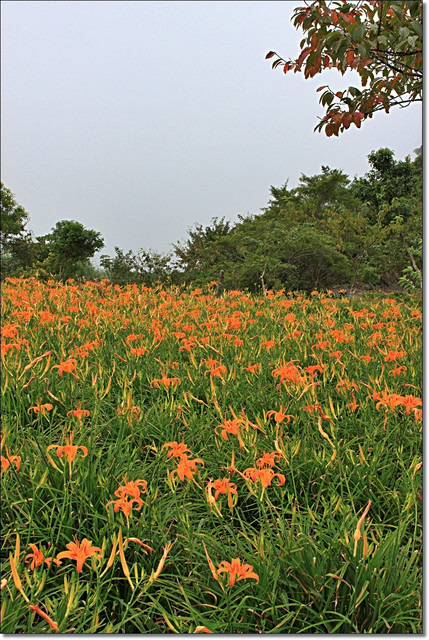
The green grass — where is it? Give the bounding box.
[1,279,422,632]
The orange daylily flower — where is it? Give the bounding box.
[1,323,20,338]
[125,333,143,344]
[1,342,20,356]
[25,544,60,570]
[106,477,148,516]
[214,418,245,448]
[114,478,148,499]
[399,395,422,415]
[284,312,296,323]
[106,495,144,517]
[329,329,351,344]
[67,408,90,419]
[304,364,325,377]
[266,407,293,424]
[389,365,407,377]
[28,403,53,416]
[272,362,306,386]
[170,455,204,482]
[243,467,285,489]
[384,349,407,362]
[207,477,238,509]
[260,340,275,350]
[151,376,181,388]
[329,350,343,359]
[348,398,359,411]
[287,329,303,339]
[1,447,21,472]
[243,363,260,374]
[179,338,197,352]
[256,452,281,468]
[51,358,78,377]
[206,365,227,378]
[204,359,220,368]
[373,391,403,412]
[217,557,259,587]
[46,432,88,466]
[162,441,192,458]
[56,537,102,573]
[313,340,331,351]
[129,347,149,356]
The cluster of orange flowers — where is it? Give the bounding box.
[373,391,422,421]
[163,441,205,484]
[106,478,148,517]
[23,537,101,574]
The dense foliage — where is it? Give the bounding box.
[1,147,422,292]
[266,1,422,135]
[1,279,422,632]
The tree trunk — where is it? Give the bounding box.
[260,264,267,296]
[215,270,224,298]
[400,232,422,286]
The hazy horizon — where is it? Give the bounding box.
[1,1,422,261]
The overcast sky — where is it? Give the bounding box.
[1,0,422,260]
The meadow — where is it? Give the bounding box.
[1,277,422,633]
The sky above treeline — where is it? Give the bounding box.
[1,0,422,260]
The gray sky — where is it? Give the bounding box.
[1,0,422,260]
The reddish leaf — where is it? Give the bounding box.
[296,8,311,24]
[265,51,276,59]
[341,13,357,24]
[342,113,352,129]
[316,85,328,92]
[346,49,355,66]
[296,47,313,68]
[352,113,362,128]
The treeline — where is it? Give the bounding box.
[1,147,422,292]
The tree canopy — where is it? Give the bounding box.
[1,183,30,245]
[1,146,422,291]
[266,1,422,136]
[38,220,104,280]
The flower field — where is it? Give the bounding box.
[1,278,422,633]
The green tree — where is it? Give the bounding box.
[351,147,422,286]
[352,148,416,222]
[173,218,232,281]
[39,220,104,280]
[100,247,175,286]
[100,247,141,285]
[266,1,422,135]
[289,166,358,219]
[1,184,41,278]
[1,184,29,242]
